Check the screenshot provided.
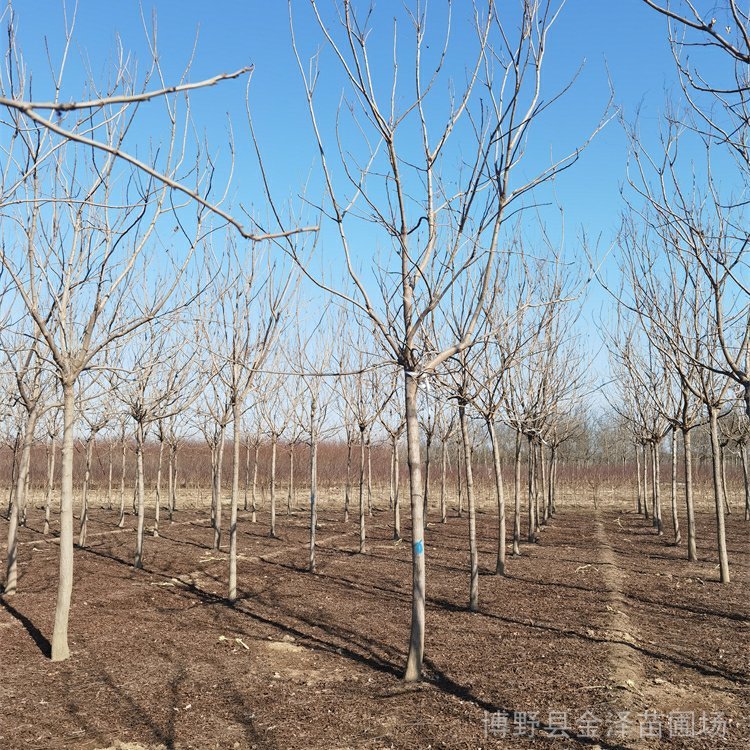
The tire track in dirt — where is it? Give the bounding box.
[17,516,211,546]
[594,511,647,697]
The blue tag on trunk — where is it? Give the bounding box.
[413,539,424,555]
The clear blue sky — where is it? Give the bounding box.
[4,1,720,390]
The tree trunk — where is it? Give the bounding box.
[78,436,94,547]
[403,370,426,683]
[287,445,294,515]
[134,422,147,569]
[549,445,558,517]
[533,441,541,532]
[229,400,241,602]
[652,440,662,535]
[740,442,750,522]
[171,442,179,516]
[367,436,373,517]
[440,439,447,524]
[683,427,697,562]
[488,420,506,576]
[309,396,318,573]
[388,435,396,512]
[670,427,681,545]
[107,444,114,511]
[5,408,38,595]
[458,399,478,612]
[154,437,164,537]
[118,437,127,528]
[269,432,277,537]
[513,430,522,556]
[635,443,642,514]
[423,435,431,518]
[344,437,352,522]
[720,443,731,515]
[168,442,175,522]
[251,443,258,524]
[244,438,250,512]
[457,440,463,517]
[393,433,401,540]
[643,443,650,521]
[43,437,56,535]
[708,407,730,583]
[213,427,226,550]
[540,442,548,526]
[51,381,76,662]
[527,435,536,543]
[6,431,20,518]
[359,425,366,553]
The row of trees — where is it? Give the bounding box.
[1,1,749,685]
[605,1,750,584]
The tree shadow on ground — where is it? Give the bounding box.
[0,596,51,657]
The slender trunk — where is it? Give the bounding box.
[309,396,318,573]
[459,399,478,612]
[652,440,662,535]
[367,437,373,517]
[154,438,164,538]
[670,428,681,545]
[5,409,38,595]
[287,445,294,515]
[388,435,396,511]
[708,407,730,583]
[244,438,250,512]
[359,425,366,553]
[251,443,259,524]
[213,427,226,550]
[107,444,114,511]
[643,443,650,521]
[168,442,175,522]
[683,427,697,562]
[488,420,506,576]
[423,436,431,518]
[134,422,147,569]
[457,440,463,517]
[741,442,750,522]
[6,432,20,518]
[393,434,401,540]
[171,443,179,516]
[635,443,643,514]
[51,381,76,662]
[78,436,94,547]
[344,437,352,522]
[534,441,542,531]
[43,437,56,535]
[527,436,536,543]
[118,437,127,528]
[513,430,522,556]
[540,442,548,526]
[440,438,447,524]
[403,371,426,683]
[720,443,731,515]
[229,400,241,602]
[270,433,277,537]
[550,446,558,516]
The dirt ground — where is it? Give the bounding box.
[0,495,748,750]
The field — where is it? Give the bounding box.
[1,494,748,750]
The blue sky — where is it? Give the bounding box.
[3,1,725,390]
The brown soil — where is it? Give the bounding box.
[0,500,748,750]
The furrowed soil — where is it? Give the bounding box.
[0,497,748,750]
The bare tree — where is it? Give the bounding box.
[116,321,195,569]
[289,0,602,680]
[2,329,50,594]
